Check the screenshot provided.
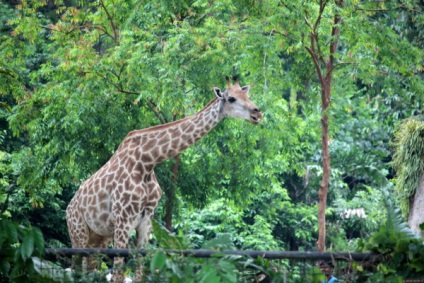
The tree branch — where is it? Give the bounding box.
[42,23,116,43]
[116,88,168,124]
[99,0,119,44]
[306,0,329,69]
[327,0,343,83]
[116,89,139,95]
[305,44,325,87]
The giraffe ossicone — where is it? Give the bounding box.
[66,76,263,282]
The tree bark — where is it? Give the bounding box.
[317,85,331,252]
[408,172,424,237]
[164,155,180,232]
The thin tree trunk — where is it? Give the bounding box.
[164,109,183,232]
[164,155,180,232]
[317,85,331,252]
[408,172,424,237]
[305,0,343,252]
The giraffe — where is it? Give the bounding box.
[66,76,263,282]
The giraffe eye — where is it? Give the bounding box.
[228,97,236,103]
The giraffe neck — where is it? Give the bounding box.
[120,97,224,166]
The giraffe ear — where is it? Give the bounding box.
[241,85,250,95]
[213,87,225,100]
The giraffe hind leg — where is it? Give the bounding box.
[86,231,113,271]
[136,212,153,248]
[132,212,154,282]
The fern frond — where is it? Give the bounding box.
[384,198,420,239]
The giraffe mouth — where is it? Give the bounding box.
[250,114,262,124]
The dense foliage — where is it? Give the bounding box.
[0,0,423,281]
[0,220,45,283]
[357,200,424,282]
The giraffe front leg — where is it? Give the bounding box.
[136,173,160,248]
[66,209,90,274]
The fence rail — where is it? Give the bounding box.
[45,248,379,261]
[16,249,424,282]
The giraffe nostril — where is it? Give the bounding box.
[253,108,260,113]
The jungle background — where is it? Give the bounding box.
[0,0,423,281]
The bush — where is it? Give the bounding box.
[356,200,424,282]
[0,219,46,282]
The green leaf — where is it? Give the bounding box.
[31,227,44,256]
[151,219,187,250]
[150,251,167,275]
[0,220,18,247]
[20,230,34,260]
[199,265,220,283]
[218,259,237,282]
[0,258,10,275]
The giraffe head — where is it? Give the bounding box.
[213,76,263,124]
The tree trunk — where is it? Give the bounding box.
[164,109,183,232]
[305,0,342,252]
[317,84,331,252]
[164,155,180,232]
[408,172,424,237]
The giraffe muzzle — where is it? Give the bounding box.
[250,109,263,124]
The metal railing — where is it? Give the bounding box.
[3,248,415,282]
[44,248,380,261]
[33,248,385,283]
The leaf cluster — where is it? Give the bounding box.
[357,200,424,280]
[142,221,284,283]
[0,220,45,283]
